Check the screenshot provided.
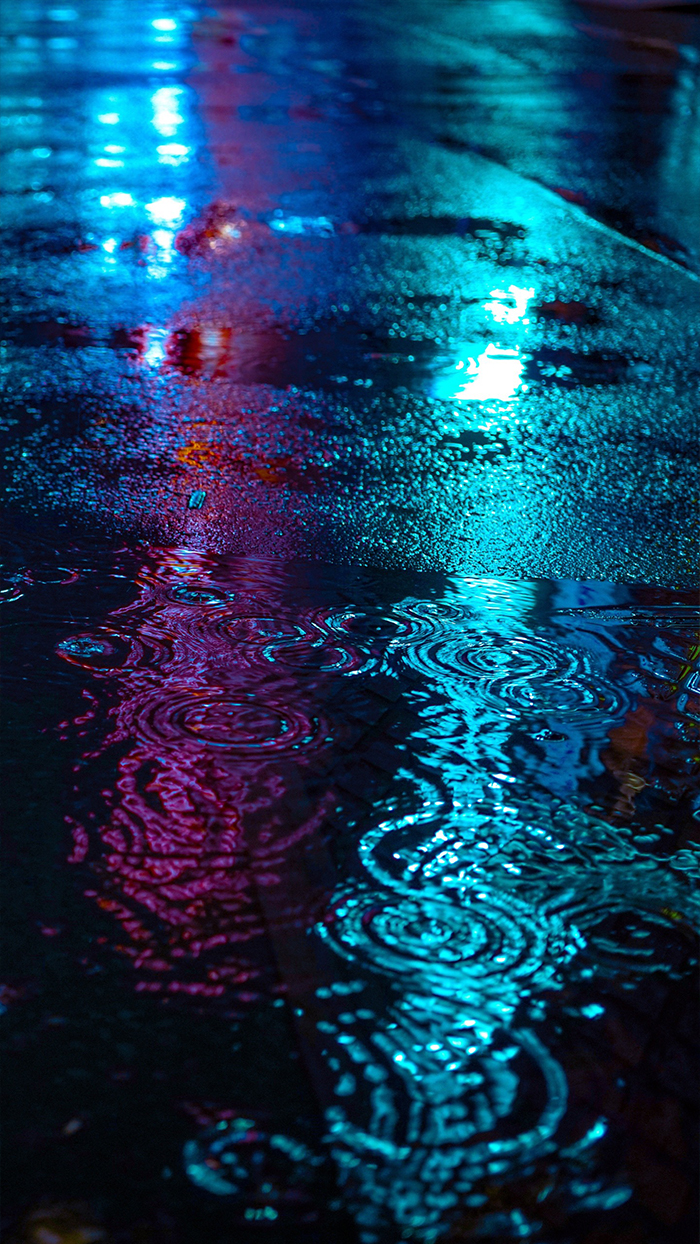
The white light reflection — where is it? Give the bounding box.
[435,345,525,402]
[142,328,168,367]
[152,18,177,31]
[100,192,133,208]
[148,223,179,279]
[157,142,189,166]
[152,228,174,252]
[97,112,120,124]
[95,157,124,168]
[484,285,535,325]
[145,197,186,227]
[151,86,183,137]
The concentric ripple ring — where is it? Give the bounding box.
[121,687,323,755]
[400,628,628,722]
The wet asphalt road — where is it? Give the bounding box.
[1,4,699,1244]
[1,0,698,583]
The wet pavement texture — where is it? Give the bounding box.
[1,2,699,1243]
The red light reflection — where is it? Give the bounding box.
[62,549,355,1000]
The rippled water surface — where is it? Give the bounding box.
[2,1,699,1242]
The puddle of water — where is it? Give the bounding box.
[3,542,697,1241]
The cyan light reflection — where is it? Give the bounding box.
[85,72,197,271]
[434,344,525,403]
[432,285,535,403]
[310,577,698,1238]
[484,284,535,325]
[47,34,77,52]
